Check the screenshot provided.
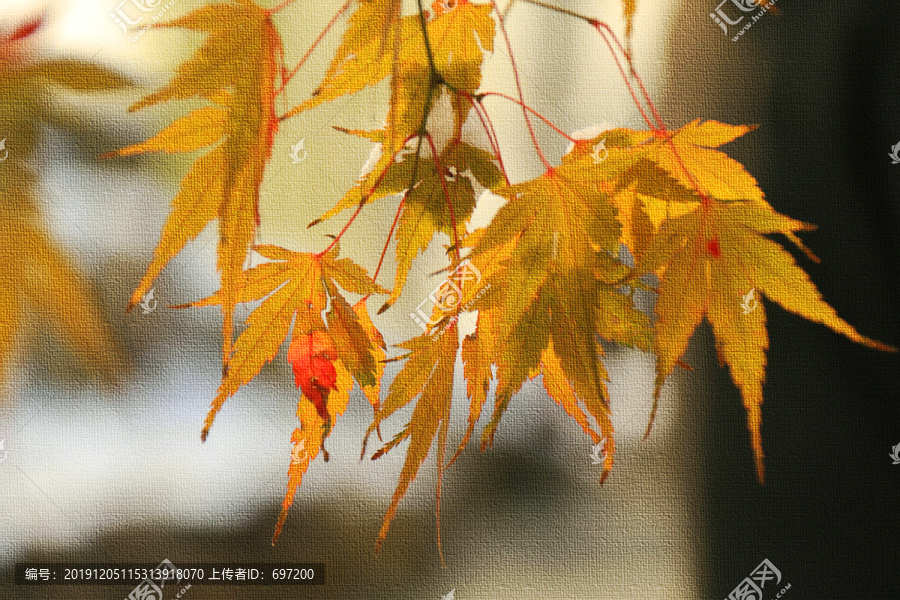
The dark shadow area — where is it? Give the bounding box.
[669,1,900,596]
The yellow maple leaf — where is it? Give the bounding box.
[102,0,283,366]
[364,324,458,558]
[182,245,386,441]
[288,0,497,252]
[428,0,495,92]
[563,119,894,481]
[638,193,896,482]
[0,209,123,385]
[0,19,128,386]
[457,161,646,482]
[176,242,386,543]
[283,0,405,117]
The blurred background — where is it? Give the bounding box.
[0,0,898,598]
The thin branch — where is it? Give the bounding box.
[593,26,656,133]
[479,91,576,143]
[517,0,662,134]
[489,0,551,170]
[595,21,665,132]
[373,193,406,283]
[277,0,354,106]
[416,0,441,78]
[519,0,592,23]
[268,0,299,15]
[463,92,510,185]
[316,199,366,257]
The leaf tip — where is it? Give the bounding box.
[271,521,285,546]
[598,468,611,486]
[865,339,898,353]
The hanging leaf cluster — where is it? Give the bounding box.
[99,0,894,555]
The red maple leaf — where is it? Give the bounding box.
[288,331,338,420]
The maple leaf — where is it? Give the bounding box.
[364,324,459,557]
[559,120,894,480]
[456,155,652,480]
[0,208,124,385]
[312,139,501,311]
[288,330,338,422]
[274,290,384,542]
[639,200,895,481]
[289,0,496,249]
[283,0,416,169]
[283,0,405,116]
[177,243,386,542]
[102,0,283,365]
[427,0,495,92]
[623,121,897,481]
[327,296,387,413]
[285,0,493,118]
[464,266,623,480]
[184,244,386,441]
[0,16,128,386]
[275,360,352,545]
